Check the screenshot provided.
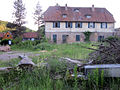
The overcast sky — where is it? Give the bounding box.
[0,0,120,30]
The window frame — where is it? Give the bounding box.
[53,34,57,43]
[75,22,82,28]
[53,22,60,28]
[65,22,72,28]
[98,35,104,42]
[101,22,107,28]
[88,22,95,28]
[76,35,80,41]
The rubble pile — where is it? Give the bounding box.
[89,37,120,64]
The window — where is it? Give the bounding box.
[86,15,91,19]
[76,35,80,41]
[53,34,57,43]
[74,8,79,12]
[85,14,92,19]
[101,23,107,28]
[75,22,82,28]
[88,22,95,28]
[98,36,104,42]
[7,35,9,37]
[53,22,60,28]
[65,22,72,28]
[62,14,67,18]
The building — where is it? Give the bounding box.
[22,32,39,41]
[44,4,115,44]
[0,32,4,40]
[2,31,13,40]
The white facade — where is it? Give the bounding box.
[45,22,114,33]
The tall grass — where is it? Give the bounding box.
[0,62,120,89]
[1,42,120,89]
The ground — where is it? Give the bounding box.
[0,42,120,90]
[0,51,40,61]
[0,43,94,67]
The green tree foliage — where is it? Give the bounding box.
[37,25,45,39]
[33,1,43,31]
[13,0,26,36]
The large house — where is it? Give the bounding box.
[44,4,115,44]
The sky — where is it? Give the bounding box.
[0,0,120,30]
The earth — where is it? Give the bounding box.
[0,51,40,61]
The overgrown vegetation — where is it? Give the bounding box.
[0,63,120,90]
[0,39,120,89]
[83,31,92,42]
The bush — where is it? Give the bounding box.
[13,36,22,44]
[83,31,92,42]
[11,41,36,50]
[105,36,120,41]
[34,43,54,51]
[1,39,13,45]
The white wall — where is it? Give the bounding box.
[45,22,114,33]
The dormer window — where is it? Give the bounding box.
[74,8,79,12]
[85,14,92,19]
[62,14,67,18]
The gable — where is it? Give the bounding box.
[2,32,13,40]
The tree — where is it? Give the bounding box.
[33,1,43,31]
[37,25,45,39]
[12,0,26,36]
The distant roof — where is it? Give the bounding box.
[22,32,38,38]
[0,33,4,38]
[44,5,115,23]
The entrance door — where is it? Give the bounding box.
[62,35,67,43]
[53,34,57,43]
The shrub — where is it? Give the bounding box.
[34,43,54,51]
[105,36,120,41]
[11,41,36,50]
[13,36,22,44]
[1,39,13,45]
[83,31,92,42]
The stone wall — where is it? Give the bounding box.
[46,32,114,44]
[90,32,114,42]
[45,32,85,44]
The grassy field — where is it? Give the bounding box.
[0,42,120,90]
[0,42,94,67]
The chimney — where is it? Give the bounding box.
[55,3,60,10]
[92,4,95,12]
[56,3,59,6]
[65,4,68,10]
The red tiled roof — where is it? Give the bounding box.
[22,32,38,38]
[44,6,115,23]
[0,33,4,38]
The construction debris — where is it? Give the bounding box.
[83,37,120,64]
[18,55,35,70]
[0,45,11,52]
